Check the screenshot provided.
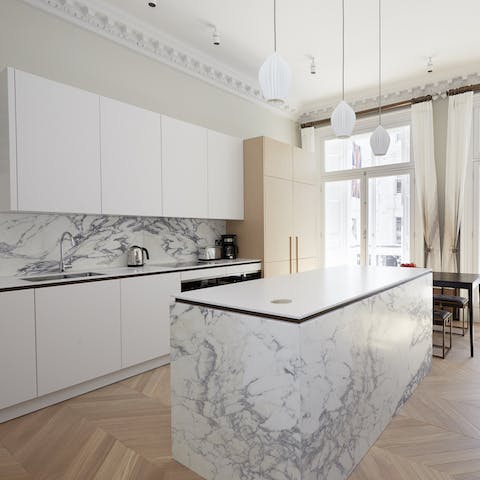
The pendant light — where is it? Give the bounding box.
[331,0,356,138]
[370,0,390,156]
[258,0,292,104]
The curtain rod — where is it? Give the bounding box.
[300,95,432,129]
[300,81,480,129]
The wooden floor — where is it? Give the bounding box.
[1,332,480,480]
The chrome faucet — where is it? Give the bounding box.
[60,231,76,272]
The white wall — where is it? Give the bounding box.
[0,0,297,145]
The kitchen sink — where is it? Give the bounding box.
[22,272,105,282]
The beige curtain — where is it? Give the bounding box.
[411,100,441,270]
[301,126,315,152]
[442,92,473,272]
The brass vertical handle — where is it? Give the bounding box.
[289,236,293,274]
[295,236,299,272]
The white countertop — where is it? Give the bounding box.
[0,258,261,291]
[175,265,431,321]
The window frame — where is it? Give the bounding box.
[316,108,421,268]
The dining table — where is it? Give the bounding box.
[433,271,480,357]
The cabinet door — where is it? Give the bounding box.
[293,147,318,185]
[207,130,244,220]
[100,97,162,216]
[263,261,291,278]
[263,137,292,180]
[0,290,36,409]
[293,182,319,260]
[264,176,293,263]
[15,70,101,214]
[162,116,208,218]
[298,257,319,273]
[36,281,121,396]
[121,273,180,368]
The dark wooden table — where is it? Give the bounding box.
[433,272,480,357]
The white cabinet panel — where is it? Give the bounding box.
[35,281,121,396]
[207,130,244,220]
[293,147,318,185]
[162,116,208,218]
[15,70,101,214]
[121,273,180,368]
[264,176,293,263]
[100,97,162,216]
[294,182,320,259]
[0,290,36,409]
[180,267,227,281]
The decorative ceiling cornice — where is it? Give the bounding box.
[22,0,297,118]
[298,71,480,124]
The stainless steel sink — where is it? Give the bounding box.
[22,272,104,282]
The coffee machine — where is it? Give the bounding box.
[220,234,238,259]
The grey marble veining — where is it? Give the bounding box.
[170,274,432,480]
[0,213,225,276]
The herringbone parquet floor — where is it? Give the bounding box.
[0,331,479,480]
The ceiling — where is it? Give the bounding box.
[99,0,480,112]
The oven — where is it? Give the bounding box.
[180,266,261,292]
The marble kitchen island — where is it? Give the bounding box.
[170,266,432,480]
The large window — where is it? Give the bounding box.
[319,112,415,268]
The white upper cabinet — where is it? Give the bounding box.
[15,70,101,214]
[0,68,244,219]
[162,116,208,218]
[207,130,244,220]
[100,97,162,217]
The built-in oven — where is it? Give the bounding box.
[181,269,261,292]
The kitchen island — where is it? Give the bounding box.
[170,266,432,480]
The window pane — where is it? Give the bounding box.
[324,180,361,267]
[368,174,410,267]
[324,125,410,172]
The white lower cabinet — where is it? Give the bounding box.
[35,281,121,396]
[120,273,180,368]
[0,290,36,409]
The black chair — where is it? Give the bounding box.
[433,294,468,336]
[433,309,453,359]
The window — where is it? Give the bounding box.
[319,111,415,268]
[324,125,411,172]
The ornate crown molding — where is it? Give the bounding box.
[22,0,297,118]
[298,71,480,124]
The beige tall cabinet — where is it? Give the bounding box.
[227,137,320,278]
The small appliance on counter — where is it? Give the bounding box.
[221,234,238,259]
[127,245,150,267]
[198,246,222,261]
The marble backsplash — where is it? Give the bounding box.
[0,213,225,277]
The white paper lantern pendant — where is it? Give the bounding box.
[370,0,390,156]
[331,100,356,138]
[258,0,292,104]
[259,52,292,104]
[370,124,391,156]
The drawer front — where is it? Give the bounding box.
[224,263,262,275]
[180,267,227,281]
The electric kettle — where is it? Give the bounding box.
[127,245,150,267]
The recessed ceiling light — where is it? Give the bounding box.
[148,1,157,7]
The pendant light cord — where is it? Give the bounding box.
[274,0,277,52]
[342,0,345,100]
[378,0,382,123]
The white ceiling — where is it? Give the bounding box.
[99,0,480,112]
